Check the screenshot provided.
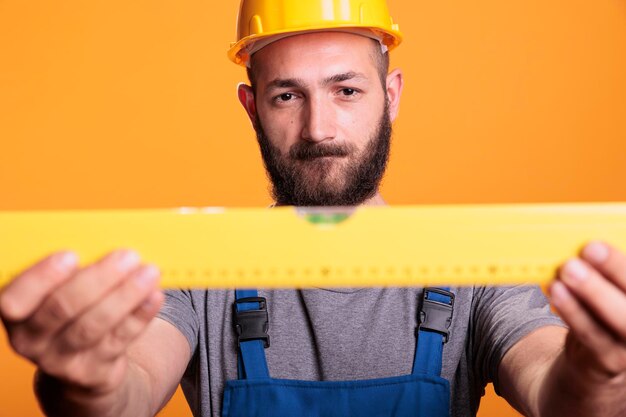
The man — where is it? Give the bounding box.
[1,0,625,416]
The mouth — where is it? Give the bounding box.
[301,154,347,161]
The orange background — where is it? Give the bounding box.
[1,0,625,416]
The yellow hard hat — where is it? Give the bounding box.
[228,0,403,66]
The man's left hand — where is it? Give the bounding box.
[551,241,626,382]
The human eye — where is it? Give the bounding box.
[337,87,361,99]
[273,92,298,104]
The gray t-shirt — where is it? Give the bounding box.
[157,286,564,417]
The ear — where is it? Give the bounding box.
[385,68,404,122]
[237,83,258,128]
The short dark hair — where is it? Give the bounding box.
[246,38,389,92]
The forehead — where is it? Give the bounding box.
[251,32,379,84]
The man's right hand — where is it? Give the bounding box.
[0,250,163,396]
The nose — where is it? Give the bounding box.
[301,95,336,143]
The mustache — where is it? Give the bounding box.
[289,141,355,160]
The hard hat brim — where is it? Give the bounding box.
[227,25,402,67]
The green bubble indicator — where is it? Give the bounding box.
[303,212,350,225]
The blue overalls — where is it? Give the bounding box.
[222,288,454,417]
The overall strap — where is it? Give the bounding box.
[234,289,270,380]
[412,287,455,377]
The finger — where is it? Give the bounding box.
[560,258,626,340]
[27,250,140,337]
[550,281,626,376]
[96,290,164,361]
[0,252,78,322]
[57,265,160,351]
[57,290,163,391]
[580,241,626,293]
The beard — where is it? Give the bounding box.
[254,103,392,207]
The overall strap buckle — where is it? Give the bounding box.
[234,297,270,348]
[418,288,455,343]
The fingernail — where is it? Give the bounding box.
[583,241,609,264]
[563,259,587,282]
[54,252,78,272]
[114,250,140,273]
[550,281,569,307]
[134,265,159,287]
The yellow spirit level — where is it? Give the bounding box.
[1,203,625,289]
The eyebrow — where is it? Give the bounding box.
[321,71,368,86]
[266,77,307,92]
[265,71,369,92]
